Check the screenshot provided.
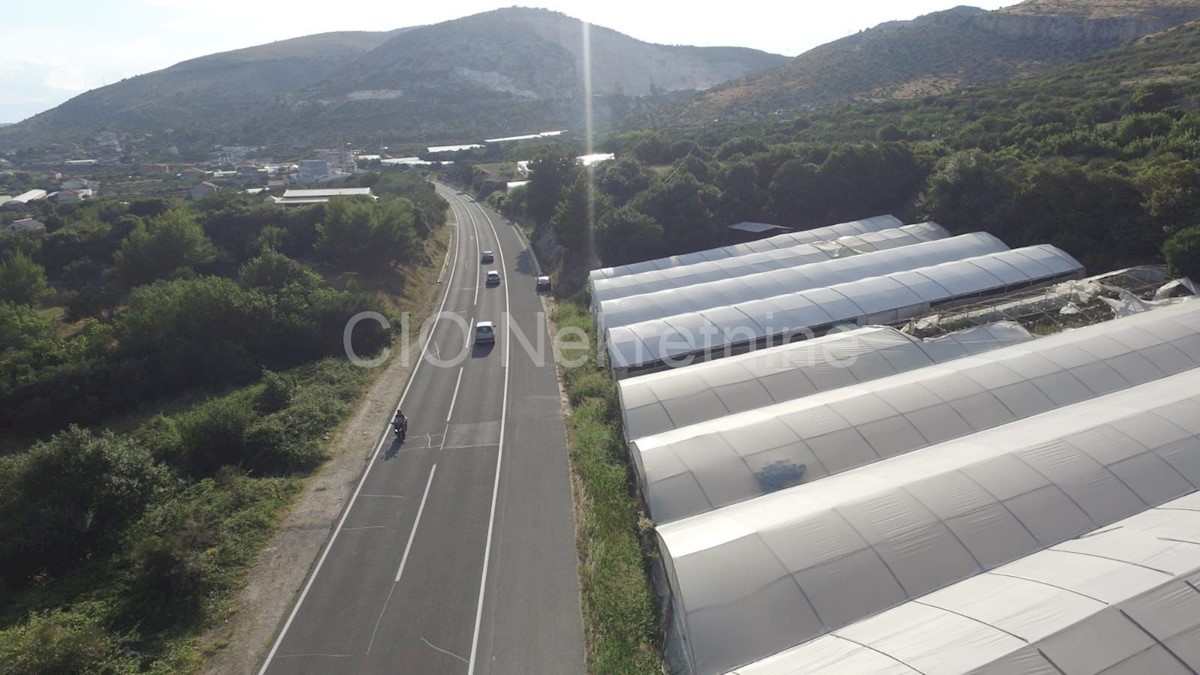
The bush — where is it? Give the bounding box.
[0,610,124,674]
[1164,224,1200,279]
[257,369,295,413]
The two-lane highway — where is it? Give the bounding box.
[261,184,585,674]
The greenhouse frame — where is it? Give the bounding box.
[591,222,950,304]
[633,300,1200,523]
[618,322,1033,441]
[607,245,1085,378]
[589,214,902,281]
[657,368,1200,674]
[598,233,1008,332]
[732,492,1200,675]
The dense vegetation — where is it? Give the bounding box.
[469,22,1200,285]
[0,170,446,670]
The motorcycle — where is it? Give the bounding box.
[393,420,407,443]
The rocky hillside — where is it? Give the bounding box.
[0,8,785,151]
[671,0,1200,123]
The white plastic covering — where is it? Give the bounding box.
[593,222,950,304]
[599,233,1007,332]
[608,245,1084,375]
[731,492,1200,675]
[658,368,1200,675]
[619,322,1034,441]
[635,300,1200,523]
[590,215,903,281]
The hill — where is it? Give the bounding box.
[0,8,785,151]
[670,0,1200,123]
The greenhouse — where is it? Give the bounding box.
[591,222,950,304]
[618,322,1033,441]
[657,368,1200,674]
[598,233,1007,332]
[589,214,902,281]
[634,300,1200,522]
[732,492,1200,675]
[607,245,1084,378]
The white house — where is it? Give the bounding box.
[271,187,374,206]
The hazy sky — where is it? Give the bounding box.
[2,0,1013,123]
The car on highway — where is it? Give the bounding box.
[536,275,552,292]
[486,270,501,286]
[474,321,496,344]
[481,250,494,263]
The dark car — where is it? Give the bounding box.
[536,275,552,292]
[481,250,494,263]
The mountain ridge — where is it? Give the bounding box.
[0,8,786,151]
[669,0,1200,123]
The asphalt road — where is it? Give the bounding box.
[260,184,586,674]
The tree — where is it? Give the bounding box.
[632,174,723,254]
[596,207,663,267]
[239,249,322,292]
[0,251,51,306]
[1164,225,1200,280]
[550,172,605,253]
[113,209,217,287]
[767,159,821,227]
[597,158,652,207]
[526,151,580,228]
[918,150,1022,239]
[717,161,766,225]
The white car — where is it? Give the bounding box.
[485,270,501,286]
[474,321,496,344]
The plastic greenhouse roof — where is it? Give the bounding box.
[607,245,1084,372]
[731,491,1200,675]
[657,367,1200,675]
[618,322,1034,441]
[634,300,1200,523]
[589,215,902,281]
[591,222,950,304]
[598,233,1006,332]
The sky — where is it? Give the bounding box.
[1,0,1013,123]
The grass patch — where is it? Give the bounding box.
[552,299,661,673]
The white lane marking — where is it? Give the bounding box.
[365,462,437,656]
[447,367,465,423]
[395,464,438,583]
[467,198,512,675]
[420,637,469,666]
[258,185,464,675]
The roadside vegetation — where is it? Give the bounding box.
[552,300,661,674]
[0,170,447,671]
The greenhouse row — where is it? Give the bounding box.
[607,245,1084,378]
[597,233,1008,332]
[591,221,950,304]
[659,367,1200,673]
[589,214,902,281]
[594,215,1200,674]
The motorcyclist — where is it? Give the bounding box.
[393,408,408,434]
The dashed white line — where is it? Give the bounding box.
[395,464,437,584]
[467,199,513,675]
[447,367,465,423]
